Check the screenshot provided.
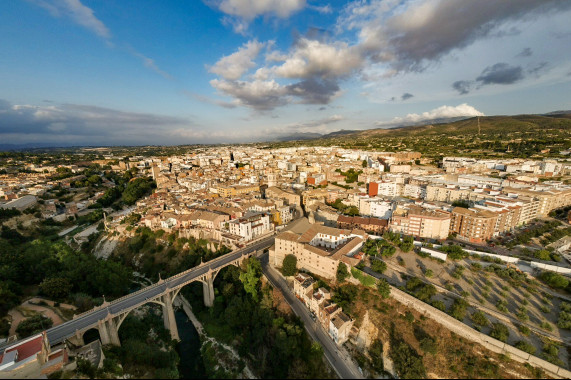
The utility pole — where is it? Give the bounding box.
[478,116,481,135]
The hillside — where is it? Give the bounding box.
[265,113,571,159]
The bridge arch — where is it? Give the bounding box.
[82,328,101,345]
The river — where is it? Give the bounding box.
[175,310,207,379]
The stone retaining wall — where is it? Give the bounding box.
[389,285,571,378]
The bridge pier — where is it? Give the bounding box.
[162,292,180,341]
[202,274,215,307]
[67,330,84,347]
[98,317,121,346]
[98,319,111,345]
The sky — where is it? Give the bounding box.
[1,0,571,146]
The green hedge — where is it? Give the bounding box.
[351,267,376,287]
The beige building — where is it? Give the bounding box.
[450,207,498,244]
[265,186,301,206]
[425,184,472,203]
[502,187,571,217]
[292,273,354,346]
[270,223,366,280]
[389,205,451,240]
[329,311,353,345]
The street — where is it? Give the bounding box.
[260,253,363,379]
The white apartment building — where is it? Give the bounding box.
[228,212,273,241]
[404,183,427,199]
[358,196,393,219]
[376,182,403,197]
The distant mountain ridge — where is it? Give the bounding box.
[271,112,571,143]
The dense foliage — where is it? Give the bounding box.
[282,254,298,276]
[0,236,132,326]
[185,259,331,378]
[406,277,437,303]
[15,314,53,338]
[390,327,426,379]
[336,262,350,282]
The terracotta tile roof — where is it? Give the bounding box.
[276,231,300,243]
[1,333,44,364]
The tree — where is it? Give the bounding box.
[362,159,368,168]
[377,279,391,299]
[39,277,72,300]
[336,263,349,282]
[122,177,154,205]
[282,254,297,277]
[371,259,387,274]
[239,258,263,302]
[16,314,53,338]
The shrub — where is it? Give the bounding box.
[471,311,489,327]
[371,259,387,274]
[390,339,426,379]
[516,306,529,322]
[557,311,571,330]
[377,279,391,299]
[448,298,469,321]
[431,300,446,311]
[518,324,531,336]
[490,323,509,342]
[542,340,563,366]
[515,340,536,355]
[424,269,433,278]
[336,262,349,282]
[405,311,414,323]
[540,321,553,331]
[539,271,569,289]
[451,265,465,279]
[496,299,508,313]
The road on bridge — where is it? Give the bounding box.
[260,254,363,379]
[23,235,276,347]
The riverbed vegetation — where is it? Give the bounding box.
[183,258,334,378]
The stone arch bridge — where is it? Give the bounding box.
[40,235,274,348]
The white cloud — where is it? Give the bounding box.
[308,4,332,15]
[273,38,362,79]
[210,78,288,110]
[214,0,306,33]
[341,0,570,73]
[376,103,484,126]
[216,0,306,20]
[29,0,111,39]
[209,40,265,80]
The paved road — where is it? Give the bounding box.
[2,235,276,351]
[260,254,363,379]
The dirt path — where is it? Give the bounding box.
[8,299,71,336]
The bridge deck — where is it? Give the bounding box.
[1,235,275,350]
